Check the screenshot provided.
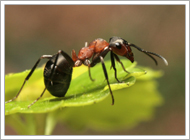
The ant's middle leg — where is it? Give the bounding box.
[99,56,114,105]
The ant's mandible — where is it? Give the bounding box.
[5,50,74,108]
[72,36,168,105]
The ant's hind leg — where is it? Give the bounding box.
[27,88,47,108]
[28,50,63,108]
[5,55,52,104]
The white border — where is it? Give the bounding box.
[1,1,189,139]
[1,1,189,5]
[185,1,190,138]
[1,0,5,138]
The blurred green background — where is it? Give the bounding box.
[5,5,185,135]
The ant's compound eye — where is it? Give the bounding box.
[115,42,122,49]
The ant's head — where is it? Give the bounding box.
[109,36,168,66]
[109,36,134,63]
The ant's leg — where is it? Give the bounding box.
[82,58,95,81]
[5,55,53,104]
[28,52,61,107]
[87,48,111,82]
[89,53,101,81]
[113,53,130,74]
[88,65,95,81]
[28,88,47,108]
[99,56,114,105]
[90,47,111,67]
[110,52,122,83]
[88,47,111,82]
[49,51,60,80]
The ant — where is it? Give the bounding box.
[72,36,168,105]
[5,36,168,108]
[5,50,74,108]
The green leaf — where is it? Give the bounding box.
[5,60,145,115]
[5,59,164,134]
[56,71,163,132]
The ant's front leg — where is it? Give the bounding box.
[110,52,123,83]
[112,53,130,74]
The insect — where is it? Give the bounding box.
[5,36,168,108]
[72,36,168,105]
[5,50,74,108]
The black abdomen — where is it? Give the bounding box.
[43,54,73,97]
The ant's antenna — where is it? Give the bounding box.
[128,43,168,66]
